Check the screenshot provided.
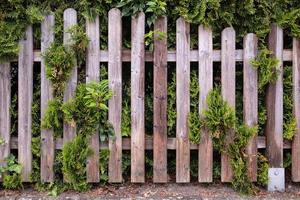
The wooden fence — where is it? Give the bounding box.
[0,8,300,184]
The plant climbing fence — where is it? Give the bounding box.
[0,8,300,185]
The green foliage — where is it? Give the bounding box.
[203,88,236,151]
[188,112,202,144]
[67,25,89,65]
[62,135,92,191]
[251,47,280,92]
[283,66,296,140]
[99,149,109,183]
[188,70,202,144]
[257,153,269,186]
[0,155,23,190]
[41,99,63,132]
[167,71,176,137]
[200,88,258,194]
[62,81,114,139]
[117,0,166,26]
[43,43,75,98]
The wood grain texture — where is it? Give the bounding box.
[32,49,294,63]
[221,27,235,182]
[86,16,100,183]
[131,12,145,183]
[18,26,33,181]
[292,38,300,181]
[9,136,293,150]
[198,25,213,183]
[63,8,77,144]
[0,63,11,174]
[176,17,190,183]
[40,14,55,182]
[153,16,168,183]
[108,8,123,183]
[266,24,283,168]
[243,33,258,181]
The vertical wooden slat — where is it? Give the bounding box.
[176,17,190,183]
[153,16,168,183]
[221,27,235,182]
[63,8,77,144]
[131,12,145,183]
[41,14,55,182]
[266,24,283,168]
[108,8,123,183]
[0,63,11,171]
[198,25,213,183]
[243,33,258,181]
[18,26,33,181]
[86,16,100,183]
[292,38,300,181]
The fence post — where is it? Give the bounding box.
[153,16,168,183]
[198,25,213,183]
[266,24,284,191]
[176,17,190,183]
[63,8,77,145]
[18,26,33,181]
[243,33,258,181]
[292,38,300,182]
[0,63,11,172]
[131,12,145,183]
[86,16,100,183]
[108,8,123,183]
[41,14,55,182]
[221,27,235,182]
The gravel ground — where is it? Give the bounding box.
[0,182,300,200]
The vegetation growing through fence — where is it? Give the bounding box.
[0,0,299,196]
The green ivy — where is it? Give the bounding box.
[0,155,23,190]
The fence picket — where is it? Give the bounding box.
[176,17,190,183]
[63,8,77,144]
[131,12,145,183]
[243,33,258,181]
[153,16,168,183]
[41,14,55,182]
[0,63,11,174]
[18,26,33,181]
[86,16,100,183]
[292,38,300,181]
[198,25,213,182]
[266,24,283,168]
[221,27,235,182]
[108,8,123,183]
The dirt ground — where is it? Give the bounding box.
[1,182,300,200]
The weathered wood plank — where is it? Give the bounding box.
[18,26,33,181]
[32,49,293,63]
[9,136,293,150]
[108,8,123,183]
[198,25,213,183]
[86,16,100,183]
[176,17,190,183]
[266,24,283,168]
[63,8,77,144]
[243,33,258,182]
[153,16,168,183]
[131,12,145,183]
[221,27,235,182]
[40,14,55,182]
[292,38,300,182]
[0,63,11,175]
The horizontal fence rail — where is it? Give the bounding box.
[0,7,300,184]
